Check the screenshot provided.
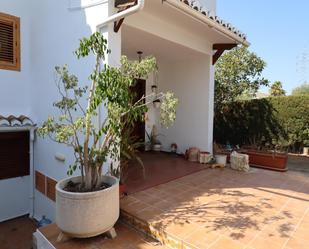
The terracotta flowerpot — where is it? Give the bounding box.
[241,150,288,172]
[119,184,126,197]
[56,175,119,238]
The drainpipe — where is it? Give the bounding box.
[96,0,145,30]
[163,0,250,46]
[29,128,35,218]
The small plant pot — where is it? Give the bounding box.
[215,154,227,167]
[171,143,178,153]
[145,142,152,152]
[119,184,126,198]
[151,85,158,94]
[153,144,162,152]
[153,100,161,109]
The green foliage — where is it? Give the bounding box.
[269,81,286,96]
[215,46,269,111]
[292,83,309,96]
[38,32,178,191]
[214,96,309,152]
[160,92,178,128]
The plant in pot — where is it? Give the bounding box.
[38,32,178,239]
[110,128,145,197]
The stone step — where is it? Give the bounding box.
[121,209,185,249]
[35,222,168,249]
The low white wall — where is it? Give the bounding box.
[0,1,32,117]
[154,55,213,154]
[0,177,30,222]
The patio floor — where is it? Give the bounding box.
[121,160,309,249]
[0,216,37,249]
[125,152,206,194]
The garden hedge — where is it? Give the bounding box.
[214,96,309,152]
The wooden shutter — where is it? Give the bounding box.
[0,12,20,71]
[0,132,29,180]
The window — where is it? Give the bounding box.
[0,12,20,71]
[0,132,29,180]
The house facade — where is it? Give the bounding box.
[0,0,248,222]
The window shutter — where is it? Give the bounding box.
[0,13,20,71]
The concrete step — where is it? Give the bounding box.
[121,209,185,249]
[35,222,168,249]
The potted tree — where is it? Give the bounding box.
[38,32,178,239]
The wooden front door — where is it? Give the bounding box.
[130,79,146,147]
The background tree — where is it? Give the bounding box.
[215,46,269,111]
[269,81,286,96]
[292,82,309,95]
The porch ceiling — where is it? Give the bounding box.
[122,24,208,62]
[123,0,246,48]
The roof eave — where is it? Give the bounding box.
[163,0,250,47]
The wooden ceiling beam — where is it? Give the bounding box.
[113,1,137,33]
[213,43,237,50]
[115,0,136,8]
[212,43,237,65]
[213,50,225,65]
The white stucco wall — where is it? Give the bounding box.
[30,0,120,222]
[0,0,121,222]
[0,1,33,222]
[154,56,214,154]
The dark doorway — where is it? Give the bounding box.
[130,79,146,147]
[0,131,30,180]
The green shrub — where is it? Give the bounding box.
[214,96,309,152]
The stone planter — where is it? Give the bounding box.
[56,175,119,238]
[303,147,309,156]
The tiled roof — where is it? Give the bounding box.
[0,115,35,127]
[179,0,247,41]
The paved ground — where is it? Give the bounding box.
[126,152,205,194]
[287,156,309,175]
[121,167,309,249]
[0,216,37,249]
[1,155,308,249]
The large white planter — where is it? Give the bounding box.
[56,175,119,238]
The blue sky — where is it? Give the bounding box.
[217,0,309,94]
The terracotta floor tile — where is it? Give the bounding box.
[293,226,309,241]
[135,206,163,222]
[208,236,245,249]
[122,200,150,215]
[0,216,37,249]
[248,228,290,249]
[183,227,221,248]
[285,237,309,249]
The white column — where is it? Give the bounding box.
[97,1,122,174]
[206,61,215,154]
